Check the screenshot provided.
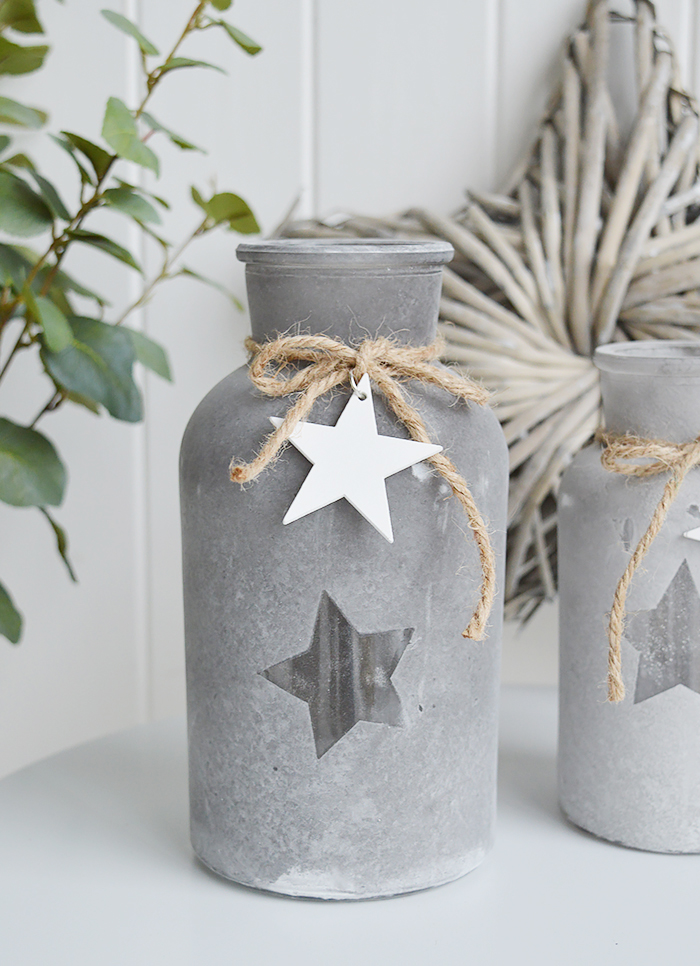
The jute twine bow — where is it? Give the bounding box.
[229,333,496,640]
[598,430,700,702]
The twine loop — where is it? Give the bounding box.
[598,430,700,702]
[229,333,495,640]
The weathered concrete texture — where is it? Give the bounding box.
[180,241,508,897]
[559,342,700,853]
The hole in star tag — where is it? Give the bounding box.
[614,517,635,552]
[349,372,367,401]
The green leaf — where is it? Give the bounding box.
[157,56,225,76]
[0,580,21,644]
[0,169,53,236]
[115,179,169,209]
[212,20,262,55]
[190,185,206,211]
[101,97,159,175]
[125,327,172,380]
[48,267,109,306]
[0,0,43,34]
[51,134,94,186]
[65,389,100,414]
[39,507,77,582]
[34,295,72,352]
[0,95,46,127]
[67,229,142,273]
[0,133,10,154]
[140,111,204,153]
[138,222,170,250]
[61,131,112,181]
[41,317,142,422]
[191,186,259,234]
[208,0,232,10]
[2,151,34,168]
[34,261,109,306]
[0,36,47,74]
[103,186,161,223]
[28,171,70,220]
[100,9,159,56]
[0,241,31,285]
[0,417,66,507]
[178,265,243,310]
[45,284,72,317]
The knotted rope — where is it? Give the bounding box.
[598,430,700,701]
[229,333,496,640]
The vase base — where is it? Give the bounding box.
[560,801,700,854]
[193,845,489,900]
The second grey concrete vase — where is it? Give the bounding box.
[559,341,700,852]
[180,239,508,897]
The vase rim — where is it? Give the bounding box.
[236,238,454,267]
[595,340,700,376]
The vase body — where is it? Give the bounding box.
[180,239,508,898]
[559,341,700,852]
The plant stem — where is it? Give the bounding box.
[0,320,30,381]
[114,217,207,325]
[144,2,208,102]
[30,390,62,428]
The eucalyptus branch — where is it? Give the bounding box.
[114,217,208,325]
[0,1,209,337]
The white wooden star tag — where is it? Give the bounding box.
[269,373,442,542]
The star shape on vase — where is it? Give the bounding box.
[270,373,442,542]
[261,591,413,758]
[624,559,700,703]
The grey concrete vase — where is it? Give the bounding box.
[559,341,700,852]
[180,239,508,897]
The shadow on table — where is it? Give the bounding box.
[26,717,193,862]
[497,746,562,827]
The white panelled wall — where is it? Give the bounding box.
[0,0,696,776]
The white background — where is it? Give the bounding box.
[0,0,697,776]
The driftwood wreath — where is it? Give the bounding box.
[278,0,700,622]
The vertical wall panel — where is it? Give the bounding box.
[656,0,695,83]
[495,0,584,189]
[315,0,499,215]
[139,0,306,719]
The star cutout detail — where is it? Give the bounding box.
[683,526,700,542]
[270,373,442,542]
[624,559,700,703]
[261,592,413,758]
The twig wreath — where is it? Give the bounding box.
[278,0,700,622]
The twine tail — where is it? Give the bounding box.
[435,454,496,640]
[606,590,627,703]
[371,367,496,640]
[606,468,687,702]
[229,373,345,483]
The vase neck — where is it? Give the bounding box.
[595,342,700,442]
[237,239,453,346]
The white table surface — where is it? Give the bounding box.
[0,686,697,966]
